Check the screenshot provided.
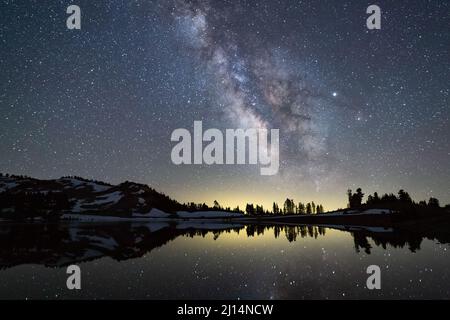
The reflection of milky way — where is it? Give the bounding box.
[172,0,337,180]
[1,222,450,299]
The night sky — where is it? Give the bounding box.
[0,0,449,210]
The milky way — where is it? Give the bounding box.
[172,0,335,179]
[0,0,449,209]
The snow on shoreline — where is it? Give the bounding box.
[256,208,393,220]
[61,209,244,222]
[61,208,391,222]
[177,211,244,218]
[324,208,393,216]
[60,212,243,231]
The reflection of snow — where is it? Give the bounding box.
[62,214,130,221]
[140,222,170,232]
[62,209,244,222]
[88,235,119,248]
[313,224,394,233]
[0,181,18,192]
[75,249,105,261]
[176,222,244,230]
[177,211,244,218]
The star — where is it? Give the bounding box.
[0,0,448,211]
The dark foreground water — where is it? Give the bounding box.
[0,221,449,299]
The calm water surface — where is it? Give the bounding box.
[0,221,449,299]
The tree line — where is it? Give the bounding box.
[347,187,444,210]
[244,199,324,216]
[347,187,450,220]
[181,198,325,216]
[0,191,70,220]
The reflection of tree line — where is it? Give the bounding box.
[0,222,450,269]
[352,227,450,254]
[181,225,328,242]
[168,223,445,254]
[246,224,327,242]
[352,231,423,254]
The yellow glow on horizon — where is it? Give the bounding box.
[172,187,347,213]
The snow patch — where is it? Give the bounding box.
[87,191,123,206]
[133,208,171,218]
[62,214,130,221]
[319,208,392,217]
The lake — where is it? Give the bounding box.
[0,221,449,299]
